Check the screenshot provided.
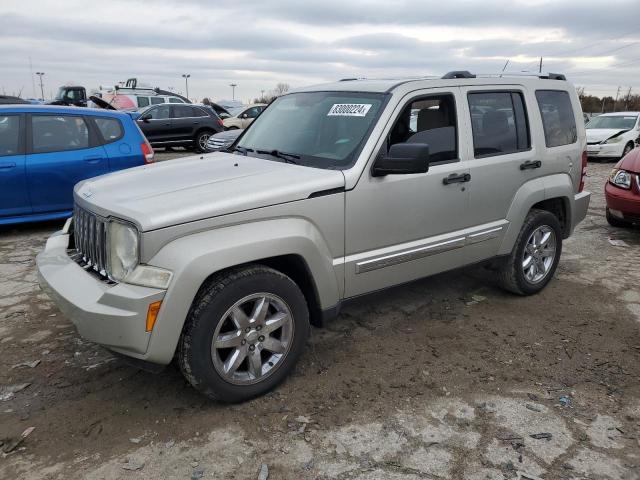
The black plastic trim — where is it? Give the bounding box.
[308,187,346,198]
[442,71,476,79]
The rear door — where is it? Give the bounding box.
[90,115,144,171]
[0,114,30,218]
[26,113,109,213]
[459,87,536,257]
[170,105,198,141]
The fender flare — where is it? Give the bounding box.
[498,173,574,255]
[142,217,340,364]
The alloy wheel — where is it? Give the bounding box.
[211,293,294,385]
[522,225,556,284]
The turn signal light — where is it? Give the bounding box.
[146,301,162,332]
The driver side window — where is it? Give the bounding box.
[387,94,458,163]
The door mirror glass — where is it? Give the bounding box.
[140,113,151,122]
[372,143,429,177]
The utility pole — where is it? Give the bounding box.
[181,74,190,100]
[614,86,621,111]
[29,57,36,98]
[229,83,237,101]
[35,72,45,100]
[261,89,265,100]
[601,96,606,113]
[538,57,543,73]
[624,87,632,111]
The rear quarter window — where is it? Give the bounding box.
[535,90,577,147]
[94,117,123,144]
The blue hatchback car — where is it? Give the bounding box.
[0,105,154,225]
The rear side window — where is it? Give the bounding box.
[0,115,20,156]
[137,96,150,108]
[32,115,89,153]
[94,117,123,144]
[169,97,184,103]
[536,90,577,147]
[468,91,530,157]
[150,97,165,105]
[172,105,193,118]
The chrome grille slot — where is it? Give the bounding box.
[72,207,110,279]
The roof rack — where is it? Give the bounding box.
[442,71,476,79]
[446,71,567,81]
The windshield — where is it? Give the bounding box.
[228,106,246,117]
[587,115,638,130]
[55,87,67,100]
[236,91,387,169]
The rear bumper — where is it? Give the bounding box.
[37,231,166,358]
[570,191,591,234]
[605,181,640,220]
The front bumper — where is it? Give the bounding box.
[605,181,640,221]
[36,230,166,358]
[586,143,623,158]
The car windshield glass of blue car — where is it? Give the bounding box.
[236,91,387,169]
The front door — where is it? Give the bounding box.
[0,114,30,218]
[137,104,172,143]
[26,114,108,213]
[344,88,474,297]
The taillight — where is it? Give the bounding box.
[141,141,155,164]
[217,119,224,127]
[579,150,587,192]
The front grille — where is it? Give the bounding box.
[70,207,110,279]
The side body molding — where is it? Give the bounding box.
[143,218,341,364]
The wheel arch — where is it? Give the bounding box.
[141,218,341,364]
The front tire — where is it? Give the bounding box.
[497,209,562,295]
[178,265,310,403]
[194,130,213,153]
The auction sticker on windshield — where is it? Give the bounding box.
[328,104,372,117]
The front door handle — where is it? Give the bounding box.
[0,162,16,170]
[520,160,542,170]
[443,173,471,185]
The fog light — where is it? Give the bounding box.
[146,301,162,332]
[609,209,623,218]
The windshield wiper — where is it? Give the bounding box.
[231,146,254,155]
[256,149,301,164]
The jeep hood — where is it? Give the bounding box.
[586,128,629,143]
[74,152,345,231]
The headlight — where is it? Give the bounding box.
[108,220,139,281]
[609,169,632,189]
[603,135,624,144]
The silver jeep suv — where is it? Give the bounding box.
[37,71,590,402]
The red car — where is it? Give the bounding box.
[605,146,640,227]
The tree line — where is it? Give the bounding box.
[577,87,640,113]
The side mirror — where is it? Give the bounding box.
[241,113,248,119]
[372,143,429,177]
[140,114,151,122]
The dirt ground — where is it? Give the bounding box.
[1,153,639,480]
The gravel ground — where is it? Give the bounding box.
[0,152,639,480]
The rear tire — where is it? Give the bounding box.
[497,209,562,295]
[606,208,632,228]
[178,265,309,403]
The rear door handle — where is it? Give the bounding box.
[443,173,471,185]
[83,156,103,164]
[520,160,542,170]
[0,162,16,170]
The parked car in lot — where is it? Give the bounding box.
[605,145,640,227]
[586,112,640,160]
[205,129,242,152]
[222,104,266,130]
[37,71,590,402]
[136,104,224,152]
[0,105,153,225]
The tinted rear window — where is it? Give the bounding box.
[0,115,20,156]
[94,117,123,143]
[32,115,89,153]
[535,90,577,147]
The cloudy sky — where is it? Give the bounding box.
[1,0,639,102]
